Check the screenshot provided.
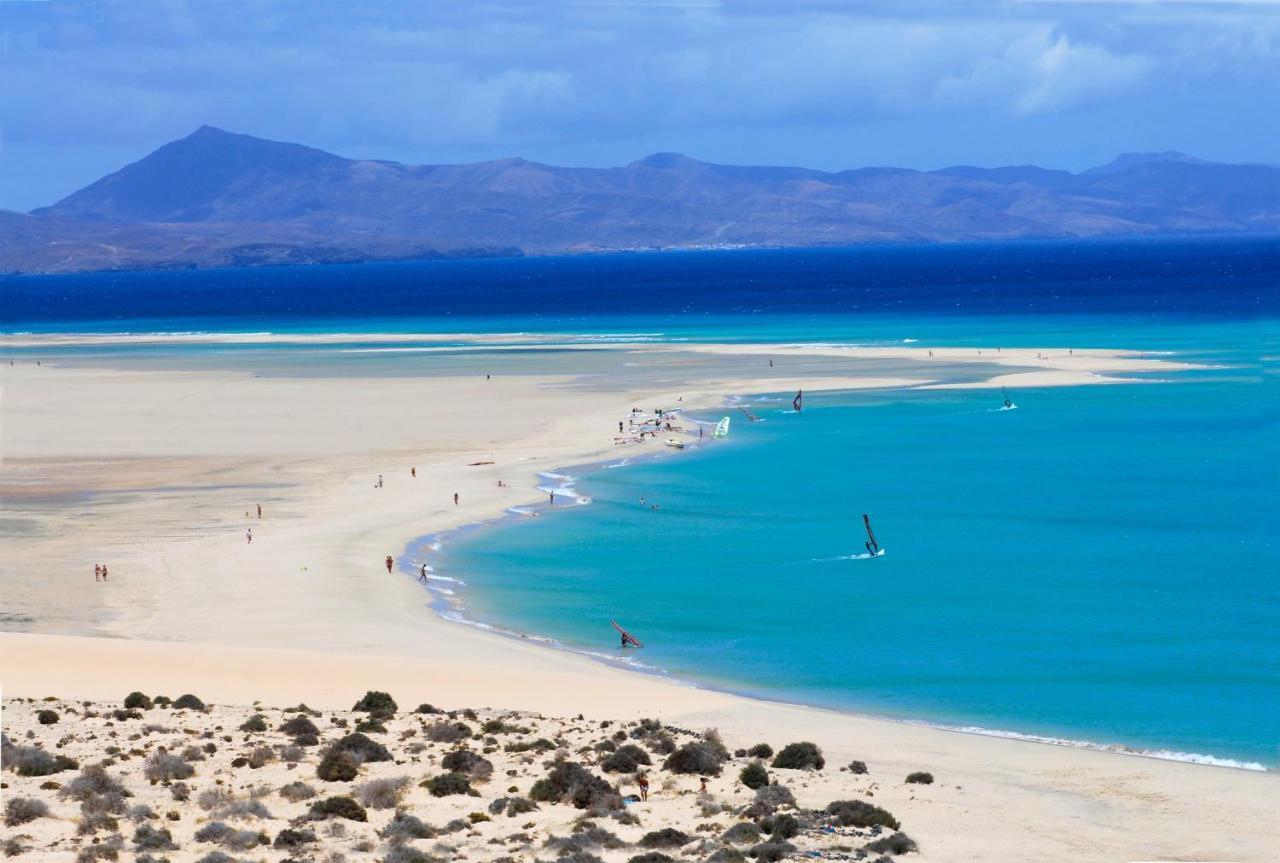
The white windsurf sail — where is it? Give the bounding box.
[713,416,731,438]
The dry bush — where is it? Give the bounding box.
[354,776,410,810]
[4,797,50,827]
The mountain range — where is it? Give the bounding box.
[2,126,1277,274]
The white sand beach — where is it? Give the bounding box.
[1,336,1274,862]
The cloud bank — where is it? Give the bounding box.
[0,0,1277,209]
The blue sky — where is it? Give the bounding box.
[1,0,1278,211]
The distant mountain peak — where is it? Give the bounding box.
[18,128,1278,275]
[633,152,701,170]
[1084,151,1209,175]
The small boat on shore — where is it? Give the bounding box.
[665,438,685,449]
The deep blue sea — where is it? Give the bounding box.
[4,237,1277,768]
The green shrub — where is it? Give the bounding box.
[309,795,368,821]
[352,691,397,715]
[528,760,620,810]
[721,822,762,845]
[385,847,437,863]
[195,821,233,843]
[380,810,436,841]
[771,742,824,770]
[488,795,539,817]
[760,813,799,839]
[848,760,868,775]
[639,828,690,848]
[424,772,473,797]
[825,799,900,830]
[905,771,933,785]
[123,692,153,710]
[173,693,205,710]
[37,709,60,725]
[748,840,795,862]
[627,854,675,863]
[663,741,726,776]
[330,732,392,763]
[414,703,443,714]
[739,761,769,790]
[279,715,318,736]
[354,719,387,734]
[278,781,316,802]
[866,832,917,855]
[599,743,649,773]
[239,714,267,733]
[425,721,472,743]
[316,750,358,782]
[132,824,177,851]
[505,737,556,754]
[746,743,773,759]
[441,748,493,778]
[272,827,316,849]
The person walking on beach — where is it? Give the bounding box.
[256,503,262,518]
[101,563,108,580]
[419,563,428,582]
[619,421,624,434]
[699,777,709,795]
[385,555,394,573]
[549,491,555,505]
[246,527,253,544]
[637,773,649,802]
[453,492,459,506]
[411,467,416,478]
[94,563,101,582]
[377,474,384,488]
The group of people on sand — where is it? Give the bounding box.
[93,563,110,582]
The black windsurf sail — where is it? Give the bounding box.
[862,513,880,555]
[793,389,803,412]
[611,620,644,648]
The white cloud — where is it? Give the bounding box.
[933,25,1153,115]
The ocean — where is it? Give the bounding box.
[4,236,1277,768]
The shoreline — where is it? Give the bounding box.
[3,333,1275,862]
[396,402,1271,774]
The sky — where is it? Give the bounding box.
[1,0,1279,211]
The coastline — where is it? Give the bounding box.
[3,332,1276,862]
[398,419,1271,774]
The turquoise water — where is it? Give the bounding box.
[6,239,1276,768]
[428,321,1279,769]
